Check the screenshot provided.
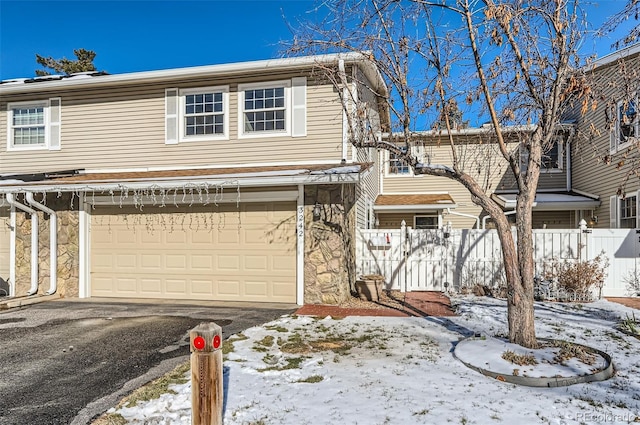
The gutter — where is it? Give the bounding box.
[0,173,364,194]
[339,59,349,162]
[5,193,39,296]
[26,193,57,295]
[482,210,516,229]
[1,52,387,95]
[446,208,480,229]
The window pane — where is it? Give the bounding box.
[242,86,286,132]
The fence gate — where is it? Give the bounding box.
[356,223,450,292]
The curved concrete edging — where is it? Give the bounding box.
[453,337,614,387]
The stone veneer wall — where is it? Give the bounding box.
[304,184,357,304]
[14,194,79,297]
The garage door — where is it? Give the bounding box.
[0,209,10,294]
[90,202,296,302]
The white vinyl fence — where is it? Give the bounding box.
[356,225,639,297]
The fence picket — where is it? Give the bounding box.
[357,227,634,297]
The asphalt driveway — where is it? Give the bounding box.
[0,299,296,425]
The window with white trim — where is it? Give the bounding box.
[7,98,61,150]
[414,215,438,229]
[541,139,563,170]
[244,87,285,132]
[177,86,228,141]
[388,148,410,175]
[610,193,639,228]
[620,196,637,228]
[611,96,639,153]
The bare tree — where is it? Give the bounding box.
[290,0,588,348]
[600,0,639,50]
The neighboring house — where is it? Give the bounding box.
[0,53,387,305]
[368,46,640,233]
[373,125,600,230]
[569,43,640,229]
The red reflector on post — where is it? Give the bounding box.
[213,335,221,349]
[193,336,206,350]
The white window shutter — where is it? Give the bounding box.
[412,143,425,164]
[49,97,61,150]
[291,77,307,138]
[610,195,618,228]
[165,88,179,144]
[610,131,617,154]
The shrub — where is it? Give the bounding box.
[543,253,609,301]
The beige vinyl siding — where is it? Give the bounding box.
[0,72,344,174]
[571,52,640,228]
[353,67,383,228]
[380,140,516,228]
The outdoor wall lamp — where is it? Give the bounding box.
[443,221,452,238]
[313,202,322,220]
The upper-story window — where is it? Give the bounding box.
[179,86,228,141]
[7,98,61,151]
[541,139,563,171]
[244,87,285,132]
[611,96,639,153]
[388,148,410,175]
[238,80,292,138]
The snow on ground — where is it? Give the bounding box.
[111,297,640,424]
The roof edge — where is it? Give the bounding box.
[0,52,383,95]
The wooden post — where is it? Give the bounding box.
[190,322,223,425]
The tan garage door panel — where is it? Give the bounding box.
[90,202,296,302]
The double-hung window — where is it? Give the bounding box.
[244,87,285,132]
[388,148,410,175]
[176,86,229,142]
[237,78,306,139]
[238,81,290,137]
[620,196,637,228]
[7,98,61,151]
[541,139,563,171]
[611,96,639,153]
[611,193,639,228]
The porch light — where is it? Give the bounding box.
[313,202,322,220]
[443,221,452,238]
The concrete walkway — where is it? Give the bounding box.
[606,297,640,310]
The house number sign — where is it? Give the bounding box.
[297,206,304,237]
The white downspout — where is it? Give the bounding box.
[446,208,480,229]
[26,193,57,295]
[6,193,39,296]
[339,59,348,162]
[482,209,517,229]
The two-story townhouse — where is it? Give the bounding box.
[0,53,387,305]
[373,124,600,230]
[570,43,640,229]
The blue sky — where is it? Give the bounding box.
[0,1,636,80]
[0,0,320,80]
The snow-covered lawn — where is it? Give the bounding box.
[111,297,640,424]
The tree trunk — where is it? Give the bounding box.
[494,214,539,349]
